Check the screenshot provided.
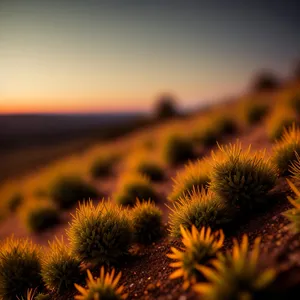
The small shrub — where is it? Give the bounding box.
[168,188,232,237]
[273,124,300,175]
[245,102,269,124]
[194,235,276,300]
[168,159,211,202]
[0,237,42,300]
[131,200,163,244]
[154,93,178,119]
[67,200,132,265]
[168,225,224,289]
[163,135,194,166]
[50,176,98,209]
[74,267,127,300]
[21,201,59,232]
[115,174,157,206]
[193,127,219,147]
[7,192,23,212]
[136,161,164,182]
[41,237,82,293]
[210,141,277,210]
[90,154,119,179]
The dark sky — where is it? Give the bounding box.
[0,0,299,112]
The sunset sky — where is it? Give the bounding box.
[0,0,300,113]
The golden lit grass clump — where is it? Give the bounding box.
[75,267,127,300]
[0,237,42,300]
[168,188,231,237]
[283,180,300,233]
[41,237,82,293]
[168,225,224,289]
[19,199,59,233]
[210,141,277,210]
[50,175,99,209]
[131,200,163,244]
[266,105,297,141]
[114,173,157,206]
[168,159,211,202]
[194,235,276,300]
[272,124,300,175]
[67,200,132,265]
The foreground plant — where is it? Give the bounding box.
[75,267,127,300]
[210,141,277,210]
[168,188,231,237]
[131,200,163,244]
[41,237,82,293]
[168,225,224,289]
[67,200,132,265]
[168,159,211,202]
[0,238,42,300]
[283,179,300,233]
[194,235,276,300]
[272,124,300,175]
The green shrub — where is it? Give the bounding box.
[168,159,211,202]
[136,161,164,182]
[131,200,163,244]
[163,135,194,166]
[67,200,132,265]
[41,237,82,293]
[0,237,42,300]
[50,176,98,209]
[194,235,276,300]
[21,201,59,232]
[245,103,269,124]
[210,142,277,210]
[74,267,127,300]
[273,124,300,175]
[168,225,224,289]
[168,188,232,237]
[115,174,157,206]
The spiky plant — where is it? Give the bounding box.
[194,235,276,300]
[50,175,99,209]
[67,200,132,265]
[114,173,157,206]
[41,237,82,293]
[210,141,277,210]
[131,200,163,244]
[0,237,42,300]
[168,159,211,202]
[20,200,59,232]
[136,161,164,182]
[168,188,232,237]
[74,267,127,300]
[168,225,224,289]
[34,294,51,300]
[272,124,300,175]
[163,134,194,166]
[282,179,300,233]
